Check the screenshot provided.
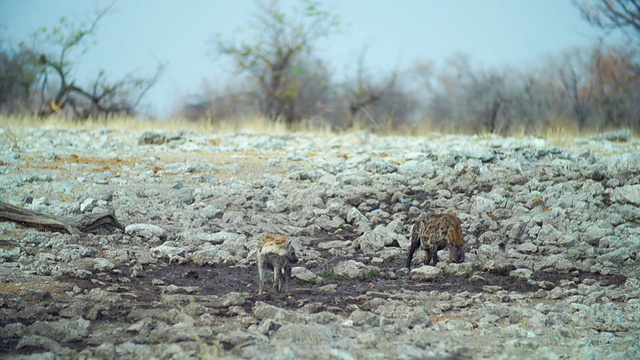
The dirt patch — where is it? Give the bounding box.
[46,260,628,315]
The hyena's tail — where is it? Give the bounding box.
[406,232,421,269]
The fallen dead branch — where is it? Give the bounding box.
[0,201,125,235]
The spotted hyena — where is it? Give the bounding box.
[257,233,299,295]
[406,212,466,269]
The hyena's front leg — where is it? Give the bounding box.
[282,262,292,294]
[273,265,281,293]
[425,246,439,266]
[273,264,282,293]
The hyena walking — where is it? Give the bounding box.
[257,233,299,295]
[406,212,466,269]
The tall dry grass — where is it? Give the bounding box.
[1,114,328,136]
[1,114,629,144]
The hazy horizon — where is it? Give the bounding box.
[0,0,616,119]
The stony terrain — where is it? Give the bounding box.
[0,126,639,359]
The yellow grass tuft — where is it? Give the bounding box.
[542,115,582,148]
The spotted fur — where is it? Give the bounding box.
[257,233,299,295]
[406,212,465,269]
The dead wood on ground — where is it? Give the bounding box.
[0,201,125,235]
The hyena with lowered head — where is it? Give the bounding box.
[406,212,466,269]
[257,233,299,295]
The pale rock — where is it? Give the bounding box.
[93,258,115,272]
[292,266,324,284]
[476,244,503,261]
[150,242,186,263]
[535,254,574,272]
[471,195,497,214]
[353,225,408,255]
[80,198,96,212]
[273,323,334,343]
[610,184,640,206]
[125,223,167,241]
[440,262,473,275]
[346,207,368,223]
[317,240,352,250]
[410,265,441,281]
[582,225,614,245]
[510,268,533,280]
[516,242,538,254]
[188,244,235,265]
[333,260,378,279]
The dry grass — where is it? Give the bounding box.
[0,114,329,136]
[1,114,633,146]
[542,115,585,148]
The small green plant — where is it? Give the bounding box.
[317,270,335,278]
[367,269,379,278]
[317,269,348,281]
[388,257,400,264]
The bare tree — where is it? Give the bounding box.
[574,0,640,42]
[345,49,388,120]
[210,0,339,127]
[426,54,512,133]
[179,54,333,125]
[412,60,436,92]
[590,44,640,128]
[468,70,508,133]
[573,1,640,130]
[341,48,419,131]
[555,48,595,130]
[503,70,561,133]
[31,4,163,119]
[289,55,334,122]
[0,38,40,114]
[175,79,260,121]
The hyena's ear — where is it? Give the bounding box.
[290,238,301,252]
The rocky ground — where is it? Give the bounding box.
[0,126,639,359]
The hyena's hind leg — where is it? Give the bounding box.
[406,231,422,269]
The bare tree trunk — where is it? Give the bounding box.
[488,100,502,133]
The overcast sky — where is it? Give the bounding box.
[1,0,607,118]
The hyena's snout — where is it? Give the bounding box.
[288,248,299,264]
[447,243,465,263]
